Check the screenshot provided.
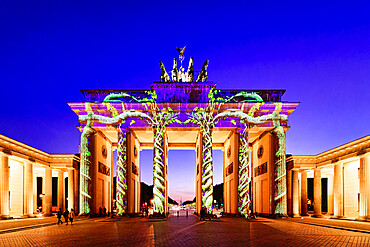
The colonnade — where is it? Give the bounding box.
[288,152,370,220]
[0,150,77,219]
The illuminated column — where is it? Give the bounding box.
[238,127,251,218]
[0,153,10,218]
[333,162,343,218]
[313,168,322,217]
[359,153,370,220]
[153,126,166,215]
[43,166,52,215]
[292,170,299,217]
[201,126,213,214]
[287,169,292,216]
[68,168,75,210]
[116,127,128,215]
[327,175,334,215]
[79,119,94,215]
[57,170,64,210]
[273,126,287,216]
[300,171,308,216]
[23,162,34,216]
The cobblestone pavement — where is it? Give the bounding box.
[0,215,369,246]
[0,215,88,232]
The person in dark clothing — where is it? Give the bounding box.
[200,207,205,221]
[99,207,103,217]
[69,209,75,225]
[103,207,107,216]
[57,208,63,225]
[63,209,69,225]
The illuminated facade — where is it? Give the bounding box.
[286,135,370,219]
[1,56,368,221]
[69,56,298,217]
[0,134,79,218]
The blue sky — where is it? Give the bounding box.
[1,1,369,201]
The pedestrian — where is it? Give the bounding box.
[63,208,69,225]
[57,208,63,225]
[99,207,103,217]
[103,206,107,216]
[200,207,205,221]
[69,208,75,225]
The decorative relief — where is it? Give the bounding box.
[132,162,138,175]
[225,162,233,176]
[254,162,267,177]
[227,146,231,158]
[134,146,138,158]
[102,145,107,159]
[257,146,263,159]
[98,161,110,176]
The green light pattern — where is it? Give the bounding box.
[79,113,94,215]
[238,127,250,218]
[213,108,287,217]
[272,103,287,215]
[186,108,215,214]
[116,126,128,215]
[151,108,180,214]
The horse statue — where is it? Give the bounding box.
[196,60,209,82]
[159,61,171,82]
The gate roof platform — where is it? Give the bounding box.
[69,82,299,148]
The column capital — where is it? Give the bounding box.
[358,151,370,159]
[0,151,10,158]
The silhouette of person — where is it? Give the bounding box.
[57,208,63,225]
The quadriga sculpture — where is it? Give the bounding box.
[159,61,171,82]
[196,60,209,82]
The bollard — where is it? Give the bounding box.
[177,211,179,217]
[186,210,188,217]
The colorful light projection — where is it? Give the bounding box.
[213,103,287,218]
[186,107,215,214]
[116,126,128,215]
[151,108,179,214]
[79,112,94,214]
[272,103,287,215]
[238,127,250,217]
[78,101,152,215]
[78,80,289,217]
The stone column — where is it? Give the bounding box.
[43,167,52,215]
[287,169,292,216]
[359,153,370,220]
[68,168,75,210]
[116,127,128,215]
[333,162,344,218]
[23,162,34,216]
[300,171,308,216]
[292,170,299,217]
[313,168,322,217]
[0,154,10,218]
[57,170,64,211]
[327,175,334,215]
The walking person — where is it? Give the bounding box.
[63,208,69,225]
[69,208,75,225]
[200,207,205,221]
[57,208,63,225]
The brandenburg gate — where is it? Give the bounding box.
[69,50,298,218]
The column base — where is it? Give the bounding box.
[300,213,309,216]
[330,215,345,219]
[22,214,35,218]
[355,216,370,222]
[312,214,323,218]
[292,214,300,218]
[0,215,12,219]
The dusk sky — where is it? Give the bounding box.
[1,1,369,201]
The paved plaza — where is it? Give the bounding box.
[0,213,369,246]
